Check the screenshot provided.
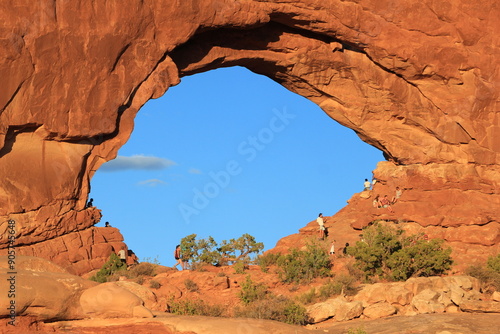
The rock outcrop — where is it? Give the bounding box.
[0,0,499,272]
[11,226,133,276]
[306,275,500,324]
[0,256,154,325]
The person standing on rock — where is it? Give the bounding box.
[173,245,184,270]
[363,179,371,191]
[118,247,127,266]
[317,213,326,240]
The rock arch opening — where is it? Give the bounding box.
[0,0,498,274]
[90,66,383,263]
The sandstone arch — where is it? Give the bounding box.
[0,0,498,274]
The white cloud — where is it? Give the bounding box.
[137,179,167,186]
[188,168,202,174]
[100,155,176,172]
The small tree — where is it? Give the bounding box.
[90,253,126,283]
[218,233,264,265]
[348,223,453,281]
[179,233,264,269]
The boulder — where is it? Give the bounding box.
[114,281,158,310]
[411,289,445,314]
[363,302,397,319]
[0,261,96,321]
[460,300,500,313]
[385,284,413,306]
[335,301,364,322]
[354,283,389,307]
[79,282,154,318]
[306,297,346,323]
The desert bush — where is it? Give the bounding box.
[233,260,248,274]
[184,279,199,292]
[347,327,367,334]
[129,262,156,278]
[297,274,357,305]
[90,253,126,283]
[149,280,161,289]
[319,274,357,298]
[257,252,281,273]
[277,241,331,284]
[387,239,453,281]
[348,223,453,281]
[168,298,225,317]
[466,254,500,293]
[234,295,310,325]
[297,288,317,305]
[239,275,268,305]
[487,253,500,273]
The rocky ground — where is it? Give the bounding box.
[2,254,500,333]
[4,313,500,334]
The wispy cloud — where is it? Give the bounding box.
[188,168,202,174]
[100,155,176,172]
[137,179,167,186]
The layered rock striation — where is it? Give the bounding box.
[0,0,498,271]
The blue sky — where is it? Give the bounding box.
[89,66,383,265]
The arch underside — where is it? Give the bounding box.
[0,0,498,273]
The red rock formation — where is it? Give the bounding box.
[13,226,131,276]
[0,0,498,272]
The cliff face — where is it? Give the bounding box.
[0,0,498,272]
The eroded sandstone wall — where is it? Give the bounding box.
[0,0,498,272]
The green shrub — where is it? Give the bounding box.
[347,327,367,334]
[257,252,281,273]
[184,279,199,292]
[234,295,310,325]
[277,241,331,284]
[168,298,225,317]
[387,239,453,281]
[90,253,126,283]
[319,274,357,298]
[487,254,500,273]
[348,223,453,281]
[233,261,248,274]
[239,275,268,305]
[466,262,500,293]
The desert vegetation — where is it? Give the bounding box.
[347,223,453,281]
[90,254,160,283]
[89,228,462,327]
[180,233,264,269]
[466,253,500,293]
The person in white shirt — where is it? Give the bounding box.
[317,213,325,240]
[118,248,127,265]
[363,179,371,191]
